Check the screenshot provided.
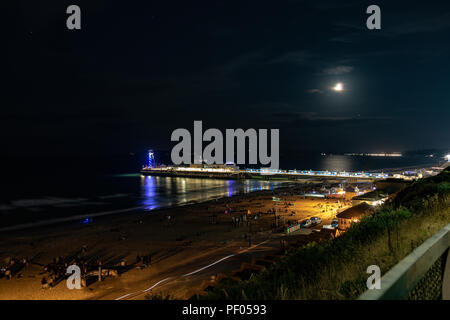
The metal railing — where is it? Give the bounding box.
[359,223,450,300]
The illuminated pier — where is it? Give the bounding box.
[141,165,389,181]
[245,168,389,179]
[140,150,394,181]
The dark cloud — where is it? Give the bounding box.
[267,51,313,65]
[322,65,354,75]
[270,112,393,129]
[307,89,324,94]
[384,12,450,36]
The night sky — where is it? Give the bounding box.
[5,0,450,163]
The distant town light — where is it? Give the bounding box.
[445,154,450,162]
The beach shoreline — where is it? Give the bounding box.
[0,178,293,232]
[0,182,351,300]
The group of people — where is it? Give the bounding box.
[0,257,28,280]
[42,256,71,288]
[231,214,251,228]
[41,246,109,288]
[136,254,152,267]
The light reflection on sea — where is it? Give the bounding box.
[139,176,284,211]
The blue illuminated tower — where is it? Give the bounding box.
[148,150,155,168]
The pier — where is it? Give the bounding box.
[140,166,389,182]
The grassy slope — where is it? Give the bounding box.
[202,169,450,300]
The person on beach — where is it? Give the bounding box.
[142,254,150,267]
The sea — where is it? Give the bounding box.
[0,153,443,229]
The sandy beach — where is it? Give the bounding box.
[0,185,351,300]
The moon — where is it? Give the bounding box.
[333,83,343,92]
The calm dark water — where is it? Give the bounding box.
[0,174,285,225]
[0,154,442,216]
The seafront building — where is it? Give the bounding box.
[337,202,374,231]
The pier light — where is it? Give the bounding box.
[148,150,155,168]
[445,154,450,162]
